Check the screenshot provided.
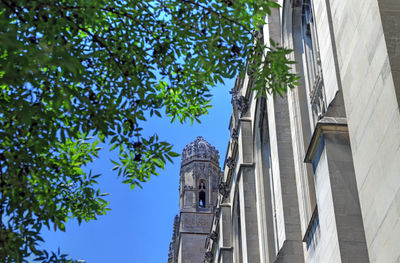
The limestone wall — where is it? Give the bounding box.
[322,0,400,261]
[311,148,341,263]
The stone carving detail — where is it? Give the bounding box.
[197,214,210,227]
[205,251,213,261]
[231,128,238,141]
[181,214,211,229]
[215,207,221,218]
[218,182,229,198]
[183,214,195,228]
[230,87,249,117]
[229,88,238,105]
[209,231,218,241]
[199,163,205,172]
[226,157,235,170]
[181,136,219,165]
[237,96,249,117]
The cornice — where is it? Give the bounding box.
[304,117,348,163]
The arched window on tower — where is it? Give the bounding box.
[198,180,206,208]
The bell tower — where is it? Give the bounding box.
[174,136,221,263]
[180,136,220,213]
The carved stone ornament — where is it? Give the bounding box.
[197,214,209,227]
[252,30,262,40]
[209,231,218,241]
[231,88,249,117]
[205,251,214,261]
[215,207,221,218]
[226,157,235,170]
[237,96,249,117]
[181,136,219,165]
[218,182,229,198]
[183,185,194,190]
[229,88,239,105]
[231,128,238,141]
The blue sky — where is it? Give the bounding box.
[40,79,234,263]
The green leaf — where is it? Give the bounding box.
[169,151,180,157]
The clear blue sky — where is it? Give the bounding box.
[40,79,234,263]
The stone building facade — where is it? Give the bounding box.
[169,0,400,262]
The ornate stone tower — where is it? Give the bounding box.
[168,136,221,263]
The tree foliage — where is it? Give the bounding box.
[0,0,298,261]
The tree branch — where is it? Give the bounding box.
[178,0,251,32]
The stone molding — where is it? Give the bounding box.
[304,117,348,163]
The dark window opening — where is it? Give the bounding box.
[199,191,206,208]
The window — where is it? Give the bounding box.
[303,207,320,250]
[300,1,321,249]
[199,191,206,208]
[199,180,206,208]
[301,0,327,125]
